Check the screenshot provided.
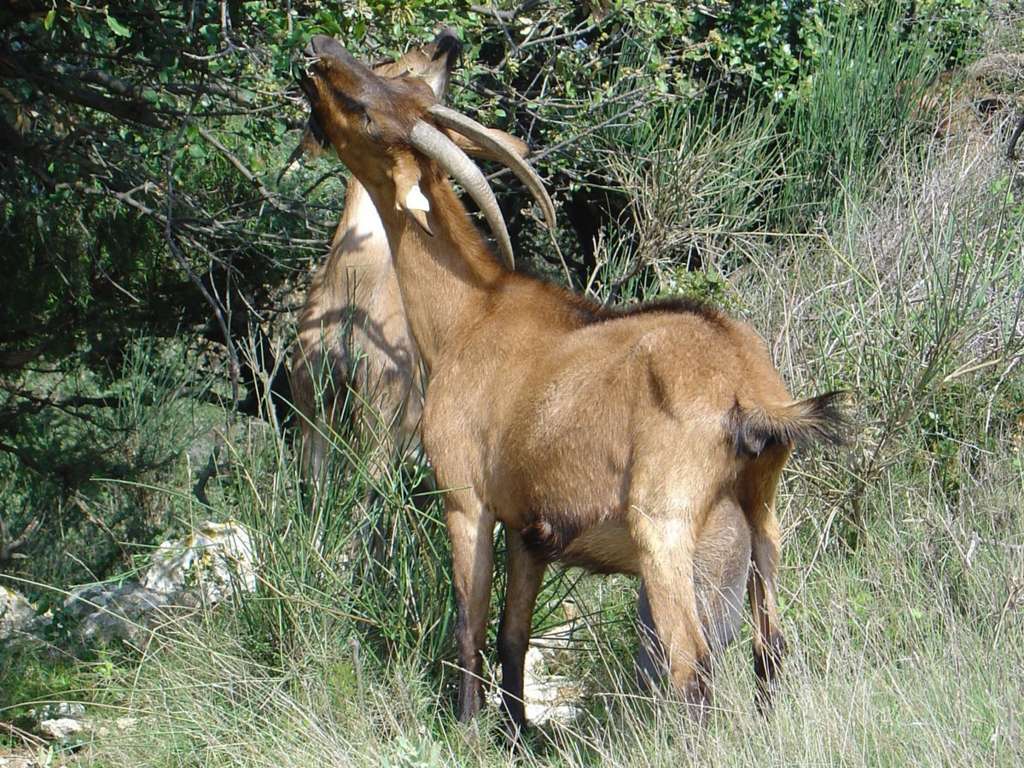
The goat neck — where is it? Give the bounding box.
[364,162,506,372]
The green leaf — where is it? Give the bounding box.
[76,12,91,39]
[106,14,131,38]
[44,8,56,30]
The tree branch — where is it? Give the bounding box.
[0,514,40,564]
[0,50,167,128]
[197,126,292,214]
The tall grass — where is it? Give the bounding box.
[777,2,943,226]
[90,454,1023,767]
[600,97,784,287]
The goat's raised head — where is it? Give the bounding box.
[301,35,555,268]
[297,31,446,154]
[292,29,460,169]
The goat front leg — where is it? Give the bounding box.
[446,495,496,722]
[497,528,546,735]
[632,514,712,719]
[635,582,667,691]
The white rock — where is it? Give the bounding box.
[0,586,36,641]
[490,636,584,726]
[38,717,84,741]
[64,520,256,645]
[144,520,256,601]
[522,646,584,725]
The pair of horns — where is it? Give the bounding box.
[409,105,556,269]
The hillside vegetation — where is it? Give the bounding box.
[1,2,1022,766]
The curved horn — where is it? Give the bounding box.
[428,104,556,231]
[409,119,515,269]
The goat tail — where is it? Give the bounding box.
[729,390,849,457]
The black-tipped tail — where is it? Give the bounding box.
[729,391,849,457]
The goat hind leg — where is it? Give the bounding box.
[741,460,788,711]
[748,527,786,712]
[632,517,713,718]
[635,583,667,692]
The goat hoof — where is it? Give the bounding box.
[753,631,786,714]
[753,631,787,681]
[499,717,530,752]
[682,677,711,725]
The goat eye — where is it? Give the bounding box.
[362,112,378,136]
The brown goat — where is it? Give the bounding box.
[290,30,534,488]
[300,36,845,729]
[290,29,672,698]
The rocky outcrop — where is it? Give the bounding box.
[1,521,256,650]
[62,520,256,646]
[0,586,36,642]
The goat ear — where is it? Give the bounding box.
[402,183,433,235]
[393,154,434,236]
[445,127,530,160]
